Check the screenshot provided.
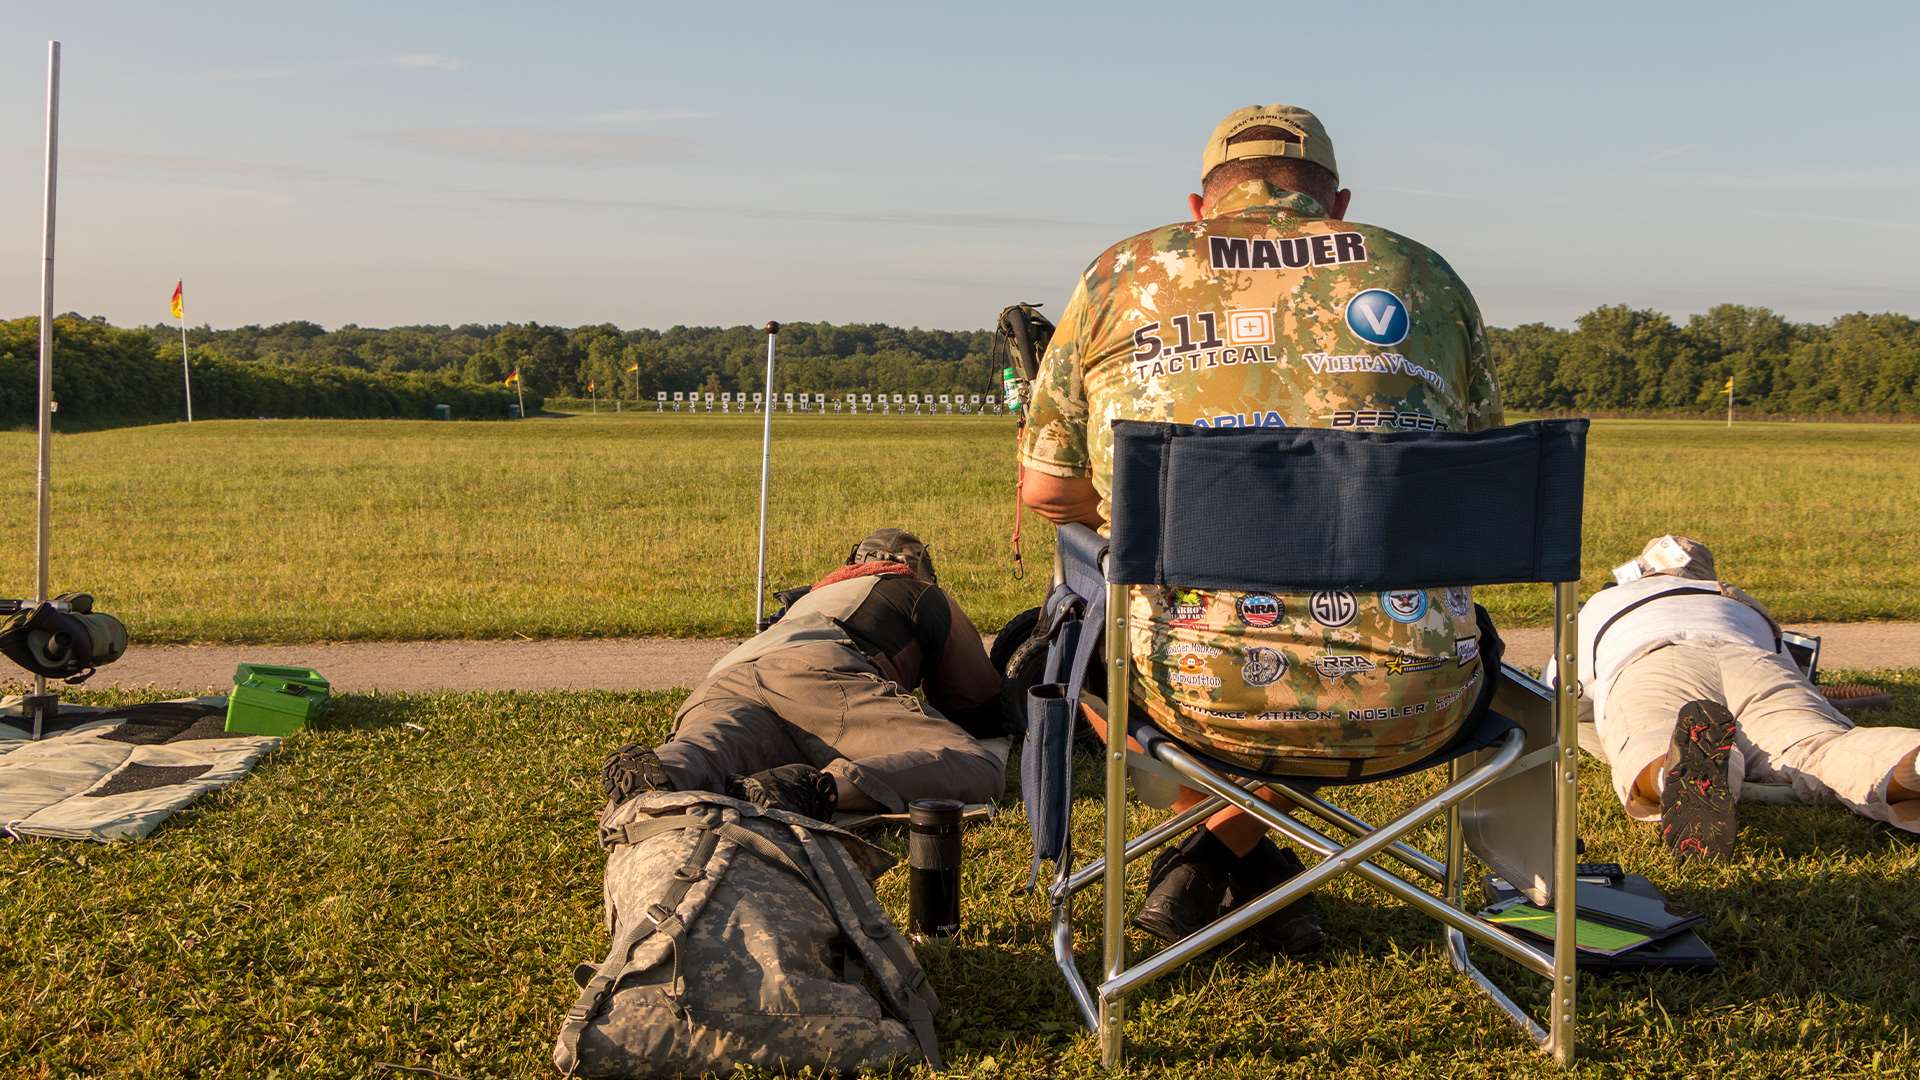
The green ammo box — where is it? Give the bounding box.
[224,663,331,736]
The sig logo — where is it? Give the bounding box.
[1380,589,1430,623]
[1344,288,1410,347]
[1236,593,1284,627]
[1309,590,1357,628]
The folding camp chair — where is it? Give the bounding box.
[1024,418,1589,1068]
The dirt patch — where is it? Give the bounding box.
[10,623,1917,695]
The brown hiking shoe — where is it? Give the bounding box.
[1660,700,1739,863]
[602,744,673,806]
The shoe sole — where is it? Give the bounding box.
[1661,700,1738,862]
[1130,907,1190,944]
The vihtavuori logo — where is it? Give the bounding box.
[1344,288,1409,347]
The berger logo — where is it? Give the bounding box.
[1236,593,1284,627]
[1456,636,1480,667]
[1445,587,1472,619]
[1345,288,1410,347]
[1314,653,1375,678]
[1380,589,1430,623]
[1309,590,1357,628]
[1241,647,1288,687]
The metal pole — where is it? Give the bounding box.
[1726,371,1733,429]
[754,322,779,630]
[179,299,194,422]
[30,41,62,736]
[1550,580,1580,1064]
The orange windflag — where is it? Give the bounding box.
[169,281,184,320]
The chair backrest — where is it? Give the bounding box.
[1105,419,1588,591]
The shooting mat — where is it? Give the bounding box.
[0,696,280,842]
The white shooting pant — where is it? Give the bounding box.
[1600,641,1920,833]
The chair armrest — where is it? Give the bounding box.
[1056,523,1110,603]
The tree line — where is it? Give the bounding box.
[181,306,1920,416]
[1489,305,1919,416]
[1,317,535,427]
[4,304,1916,428]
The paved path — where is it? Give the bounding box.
[19,622,1919,695]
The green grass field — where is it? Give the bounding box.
[1,413,1917,643]
[4,674,1917,1078]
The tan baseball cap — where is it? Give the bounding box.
[1202,104,1338,183]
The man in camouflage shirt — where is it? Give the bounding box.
[1020,104,1504,951]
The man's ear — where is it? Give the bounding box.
[1188,192,1206,221]
[1330,188,1353,221]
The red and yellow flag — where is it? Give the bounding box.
[587,380,596,393]
[169,281,184,320]
[627,361,639,373]
[503,369,520,387]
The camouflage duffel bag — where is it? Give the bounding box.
[553,791,943,1077]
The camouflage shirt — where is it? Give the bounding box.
[1020,179,1504,776]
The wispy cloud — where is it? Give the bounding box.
[1044,151,1172,167]
[385,52,463,71]
[378,128,698,165]
[484,191,1112,230]
[66,148,356,184]
[1374,185,1478,201]
[585,106,710,125]
[1646,143,1701,163]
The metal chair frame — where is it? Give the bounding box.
[1047,547,1582,1069]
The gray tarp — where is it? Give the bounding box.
[0,696,279,842]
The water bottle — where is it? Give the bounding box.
[908,799,963,937]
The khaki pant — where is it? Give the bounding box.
[1601,641,1920,832]
[657,639,1006,813]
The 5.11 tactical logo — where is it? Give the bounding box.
[1131,308,1277,381]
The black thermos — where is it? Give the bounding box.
[908,799,964,937]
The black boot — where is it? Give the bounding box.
[601,744,673,806]
[731,763,838,821]
[1132,828,1234,943]
[1225,839,1328,956]
[1661,700,1738,862]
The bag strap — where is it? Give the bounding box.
[555,815,725,1076]
[716,822,831,909]
[794,824,945,1071]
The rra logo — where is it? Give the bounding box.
[1345,288,1410,347]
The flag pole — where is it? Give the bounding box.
[178,287,194,422]
[754,321,779,631]
[515,366,526,418]
[30,41,62,736]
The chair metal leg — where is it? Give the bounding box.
[1099,582,1129,1069]
[1442,744,1552,1047]
[1549,580,1580,1065]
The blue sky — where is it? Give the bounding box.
[3,1,1916,331]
